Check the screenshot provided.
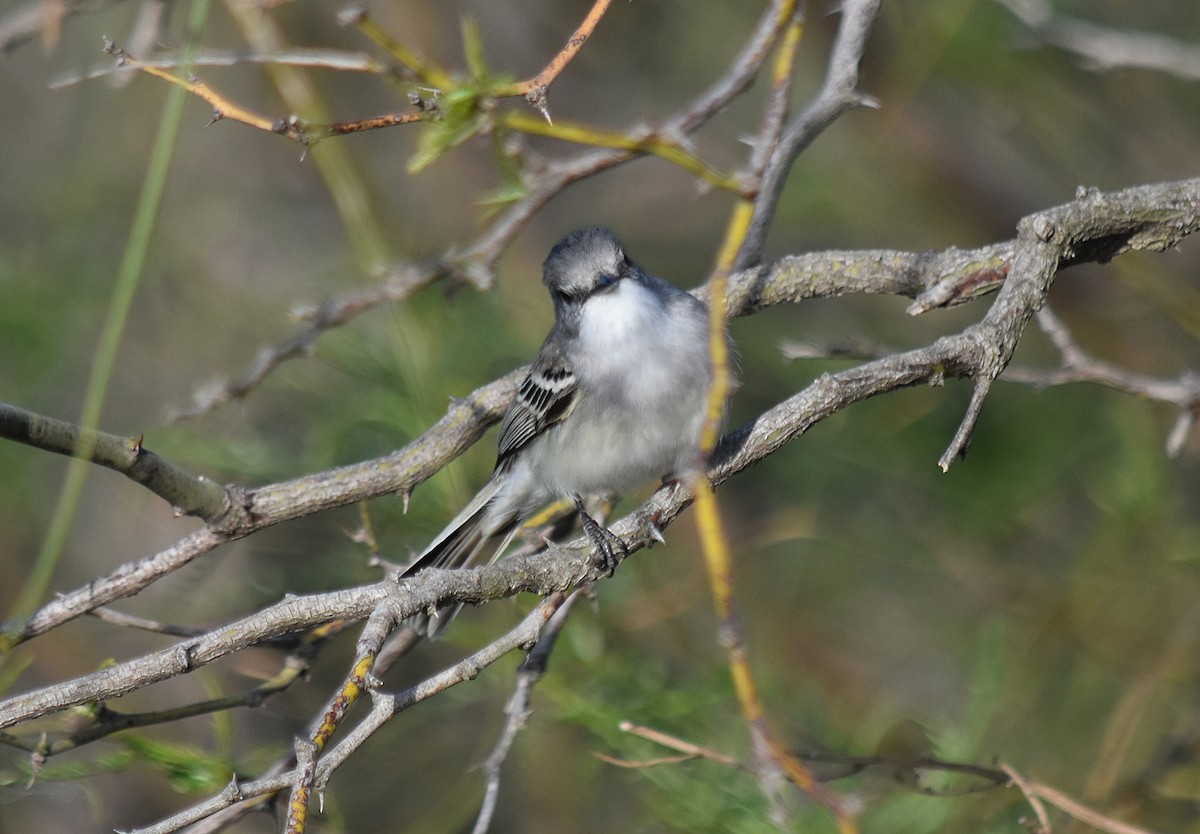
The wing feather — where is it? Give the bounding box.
[496,337,579,461]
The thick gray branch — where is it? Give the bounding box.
[2,370,523,647]
[0,403,233,521]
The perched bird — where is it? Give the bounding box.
[404,227,721,635]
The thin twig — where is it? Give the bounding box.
[996,0,1200,81]
[507,0,614,121]
[309,595,568,808]
[1001,761,1165,834]
[1006,306,1200,454]
[502,112,748,195]
[51,48,389,89]
[86,607,206,637]
[167,261,448,421]
[615,723,1010,794]
[618,721,742,769]
[737,0,882,269]
[0,0,134,56]
[283,648,381,833]
[110,595,564,834]
[472,591,582,834]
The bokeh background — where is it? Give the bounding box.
[2,1,1200,832]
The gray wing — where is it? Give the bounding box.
[496,335,580,462]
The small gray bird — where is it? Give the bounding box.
[404,227,720,635]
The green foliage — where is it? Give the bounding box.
[2,734,233,794]
[542,627,793,834]
[117,735,233,794]
[406,19,516,174]
[407,85,492,174]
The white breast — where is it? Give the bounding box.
[525,278,713,499]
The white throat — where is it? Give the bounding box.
[576,279,662,363]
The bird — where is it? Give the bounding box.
[403,226,722,635]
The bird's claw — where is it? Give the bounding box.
[574,497,626,577]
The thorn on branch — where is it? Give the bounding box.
[525,85,552,124]
[27,742,46,788]
[220,774,246,802]
[103,37,128,65]
[852,91,882,109]
[1166,403,1199,457]
[407,90,440,116]
[336,4,367,27]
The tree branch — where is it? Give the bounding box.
[0,402,233,521]
[122,594,568,834]
[5,178,1197,653]
[471,591,582,834]
[737,0,882,269]
[996,0,1200,81]
[7,177,1197,728]
[1,369,522,648]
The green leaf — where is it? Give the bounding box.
[408,111,488,173]
[476,182,530,215]
[461,17,488,82]
[119,735,233,793]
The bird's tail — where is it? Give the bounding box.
[402,476,519,637]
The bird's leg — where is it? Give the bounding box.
[573,494,626,576]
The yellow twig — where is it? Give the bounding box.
[285,653,376,833]
[690,73,860,831]
[503,112,748,196]
[348,10,455,90]
[692,200,772,782]
[771,14,805,88]
[353,0,611,122]
[698,201,750,454]
[105,42,284,135]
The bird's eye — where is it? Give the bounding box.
[595,272,619,292]
[553,287,573,305]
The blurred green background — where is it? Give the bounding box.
[2,1,1200,832]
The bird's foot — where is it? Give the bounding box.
[573,495,626,577]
